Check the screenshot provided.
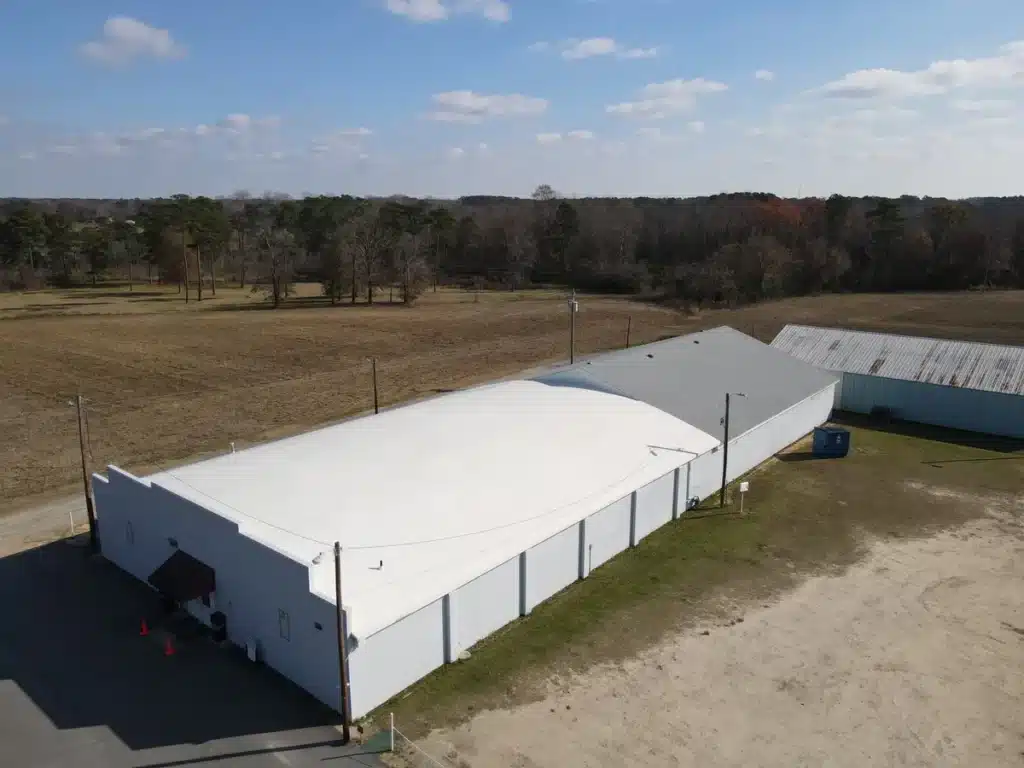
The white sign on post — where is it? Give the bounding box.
[739,481,750,515]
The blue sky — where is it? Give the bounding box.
[1,0,1023,198]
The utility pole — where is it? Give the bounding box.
[568,289,578,364]
[181,231,190,304]
[334,542,352,744]
[625,316,632,349]
[371,357,379,415]
[75,394,98,552]
[720,392,746,508]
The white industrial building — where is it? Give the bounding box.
[771,324,1024,438]
[93,326,836,721]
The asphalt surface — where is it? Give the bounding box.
[0,535,383,767]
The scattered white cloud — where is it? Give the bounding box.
[562,37,616,59]
[755,69,775,82]
[386,0,509,23]
[951,98,1014,112]
[620,47,659,60]
[218,114,252,133]
[114,127,166,148]
[339,127,373,136]
[688,121,705,134]
[477,142,490,153]
[607,78,727,119]
[18,152,36,161]
[537,130,596,144]
[311,144,331,154]
[0,115,9,126]
[815,40,1024,100]
[48,145,78,155]
[386,0,446,22]
[446,146,466,159]
[427,91,548,123]
[194,124,212,136]
[533,37,659,61]
[81,17,185,65]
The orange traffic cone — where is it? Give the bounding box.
[164,637,176,657]
[139,619,149,637]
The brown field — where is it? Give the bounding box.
[1,285,1022,515]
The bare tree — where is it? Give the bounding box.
[347,207,392,305]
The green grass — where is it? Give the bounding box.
[368,418,1023,736]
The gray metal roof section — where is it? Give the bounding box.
[532,326,838,438]
[771,324,1024,396]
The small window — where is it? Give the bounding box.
[279,609,291,641]
[125,521,134,544]
[314,622,323,631]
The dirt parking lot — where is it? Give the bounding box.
[373,418,1024,768]
[422,506,1024,767]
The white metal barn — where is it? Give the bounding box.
[771,324,1024,438]
[93,326,837,721]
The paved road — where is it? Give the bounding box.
[0,535,383,767]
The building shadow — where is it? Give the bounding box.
[776,451,830,463]
[0,537,342,754]
[829,411,1024,454]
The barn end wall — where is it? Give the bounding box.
[838,372,1024,438]
[94,468,341,711]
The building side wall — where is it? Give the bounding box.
[687,448,723,502]
[584,494,632,573]
[453,556,521,653]
[95,469,341,712]
[838,373,1024,438]
[524,524,581,612]
[348,598,446,719]
[727,384,836,479]
[633,471,676,543]
[687,383,836,502]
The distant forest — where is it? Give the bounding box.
[2,187,1023,306]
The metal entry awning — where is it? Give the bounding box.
[148,549,216,603]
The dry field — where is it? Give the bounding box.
[1,286,1022,515]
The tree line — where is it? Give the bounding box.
[2,186,1023,306]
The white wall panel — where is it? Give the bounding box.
[524,525,580,612]
[454,556,520,652]
[687,449,723,504]
[633,471,676,543]
[584,495,631,574]
[838,373,1024,438]
[674,464,693,517]
[348,598,445,718]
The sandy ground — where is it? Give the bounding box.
[418,495,1024,768]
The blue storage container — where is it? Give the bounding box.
[812,426,851,458]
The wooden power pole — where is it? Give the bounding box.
[334,542,352,744]
[371,357,379,415]
[75,394,98,552]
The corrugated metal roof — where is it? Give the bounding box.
[532,326,838,438]
[770,324,1024,396]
